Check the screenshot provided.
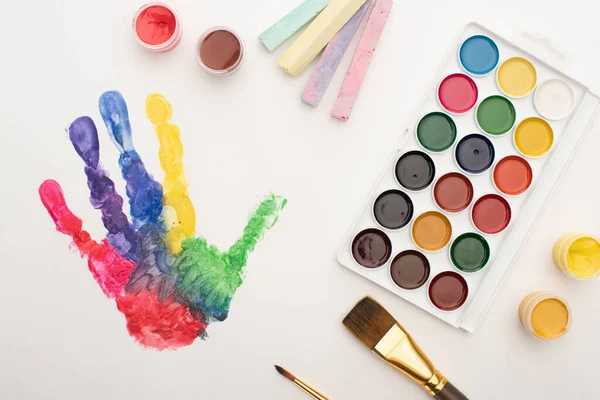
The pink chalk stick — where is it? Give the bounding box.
[331,0,393,121]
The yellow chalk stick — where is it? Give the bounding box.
[280,0,367,77]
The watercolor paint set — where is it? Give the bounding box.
[337,22,600,332]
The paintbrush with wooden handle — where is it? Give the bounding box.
[343,296,469,400]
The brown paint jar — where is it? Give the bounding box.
[196,27,245,76]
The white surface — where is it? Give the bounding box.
[1,1,600,399]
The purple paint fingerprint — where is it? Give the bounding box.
[69,117,139,262]
[301,0,372,107]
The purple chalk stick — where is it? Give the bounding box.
[301,0,372,107]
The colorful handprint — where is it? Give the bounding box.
[39,91,285,350]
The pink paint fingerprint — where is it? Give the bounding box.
[39,180,135,298]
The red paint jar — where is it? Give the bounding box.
[133,3,182,52]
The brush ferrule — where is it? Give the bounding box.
[295,379,329,400]
[373,324,447,396]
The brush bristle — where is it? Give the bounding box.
[342,297,397,350]
[274,365,296,382]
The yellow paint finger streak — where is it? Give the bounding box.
[146,94,196,254]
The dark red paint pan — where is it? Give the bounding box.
[471,194,512,235]
[428,271,469,311]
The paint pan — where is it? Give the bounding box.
[133,3,182,52]
[553,234,600,280]
[394,151,436,191]
[534,79,575,120]
[411,211,452,252]
[455,134,495,175]
[389,250,430,290]
[493,155,533,196]
[373,189,414,230]
[471,194,511,235]
[514,117,554,158]
[437,73,478,114]
[459,35,500,76]
[351,228,392,269]
[476,95,516,136]
[497,57,537,98]
[428,271,468,311]
[450,233,490,273]
[337,22,599,332]
[196,27,245,76]
[416,112,457,153]
[519,292,571,340]
[433,172,473,213]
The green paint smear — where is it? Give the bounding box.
[172,195,287,321]
[416,112,457,152]
[450,233,490,272]
[477,95,516,135]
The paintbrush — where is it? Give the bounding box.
[343,297,469,400]
[274,365,329,400]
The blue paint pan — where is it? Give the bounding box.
[459,35,500,76]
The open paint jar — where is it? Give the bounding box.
[553,234,600,280]
[455,134,495,175]
[476,95,516,136]
[449,233,490,273]
[433,172,474,213]
[497,57,537,98]
[196,27,246,76]
[411,211,452,252]
[534,79,575,120]
[458,35,500,76]
[437,73,478,114]
[133,3,182,52]
[372,189,414,230]
[519,292,571,340]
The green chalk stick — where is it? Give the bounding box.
[259,0,332,52]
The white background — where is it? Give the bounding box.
[1,0,599,399]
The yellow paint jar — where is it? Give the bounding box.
[519,292,571,340]
[497,57,537,98]
[553,234,600,280]
[514,117,554,158]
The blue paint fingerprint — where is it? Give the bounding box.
[459,35,499,76]
[98,91,163,227]
[68,117,139,262]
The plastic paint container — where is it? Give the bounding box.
[458,35,500,76]
[433,172,474,213]
[514,117,554,158]
[553,234,600,280]
[411,211,452,252]
[394,151,436,191]
[351,228,392,269]
[389,250,430,290]
[373,189,414,230]
[519,292,571,340]
[196,27,246,76]
[492,155,533,196]
[428,271,468,311]
[497,57,537,98]
[416,112,457,153]
[471,194,511,235]
[449,233,490,273]
[534,79,575,120]
[476,95,516,136]
[437,73,478,114]
[133,3,182,52]
[455,134,495,175]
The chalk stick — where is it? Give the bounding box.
[331,0,393,120]
[301,0,372,106]
[259,0,332,52]
[280,0,368,77]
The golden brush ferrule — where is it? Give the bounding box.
[373,323,447,396]
[294,379,329,400]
